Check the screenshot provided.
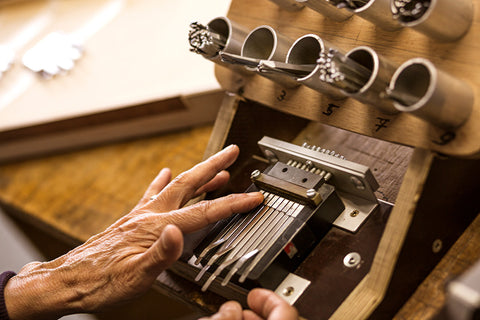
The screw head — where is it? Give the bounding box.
[343,252,361,268]
[282,286,295,296]
[251,170,261,179]
[306,189,317,199]
[432,239,443,253]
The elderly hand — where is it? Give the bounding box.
[200,288,299,320]
[4,145,264,320]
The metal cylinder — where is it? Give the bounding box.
[204,17,252,76]
[242,25,298,88]
[286,34,346,99]
[392,0,473,42]
[389,58,473,129]
[343,46,398,114]
[269,0,305,11]
[348,0,401,31]
[206,17,248,57]
[296,0,353,21]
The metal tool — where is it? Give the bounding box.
[219,52,315,78]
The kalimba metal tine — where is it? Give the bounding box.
[220,201,295,287]
[221,249,260,286]
[196,194,279,281]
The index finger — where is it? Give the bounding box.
[157,145,241,211]
[161,192,264,233]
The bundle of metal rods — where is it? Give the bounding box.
[317,48,371,93]
[392,0,431,22]
[188,22,226,56]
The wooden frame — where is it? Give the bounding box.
[190,0,480,318]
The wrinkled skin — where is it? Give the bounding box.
[4,145,299,320]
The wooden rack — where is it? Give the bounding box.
[185,0,480,318]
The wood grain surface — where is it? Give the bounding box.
[215,0,480,157]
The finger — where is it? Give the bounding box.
[157,145,240,211]
[135,168,172,209]
[162,192,264,234]
[198,301,243,320]
[247,288,299,320]
[142,224,183,275]
[193,170,230,198]
[242,310,263,320]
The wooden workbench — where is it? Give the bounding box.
[0,122,479,319]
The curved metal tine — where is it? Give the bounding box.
[221,202,292,287]
[201,255,241,292]
[221,249,260,286]
[196,192,273,265]
[215,193,277,255]
[195,193,275,281]
[239,213,296,283]
[222,200,295,286]
[214,195,282,257]
[195,213,244,265]
[213,197,289,287]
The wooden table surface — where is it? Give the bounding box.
[0,123,479,319]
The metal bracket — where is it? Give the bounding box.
[274,273,311,305]
[258,136,379,233]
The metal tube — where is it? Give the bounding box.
[391,0,473,42]
[296,0,353,21]
[389,58,473,129]
[286,34,346,99]
[188,17,251,74]
[347,0,402,31]
[344,46,398,114]
[241,25,298,88]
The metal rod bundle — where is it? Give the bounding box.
[317,48,371,93]
[391,0,473,41]
[188,22,227,57]
[391,0,430,22]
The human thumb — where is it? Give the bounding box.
[146,224,184,273]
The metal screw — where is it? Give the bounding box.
[350,176,365,190]
[432,239,443,253]
[306,189,317,199]
[343,252,361,268]
[350,209,359,217]
[251,170,261,179]
[282,286,295,296]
